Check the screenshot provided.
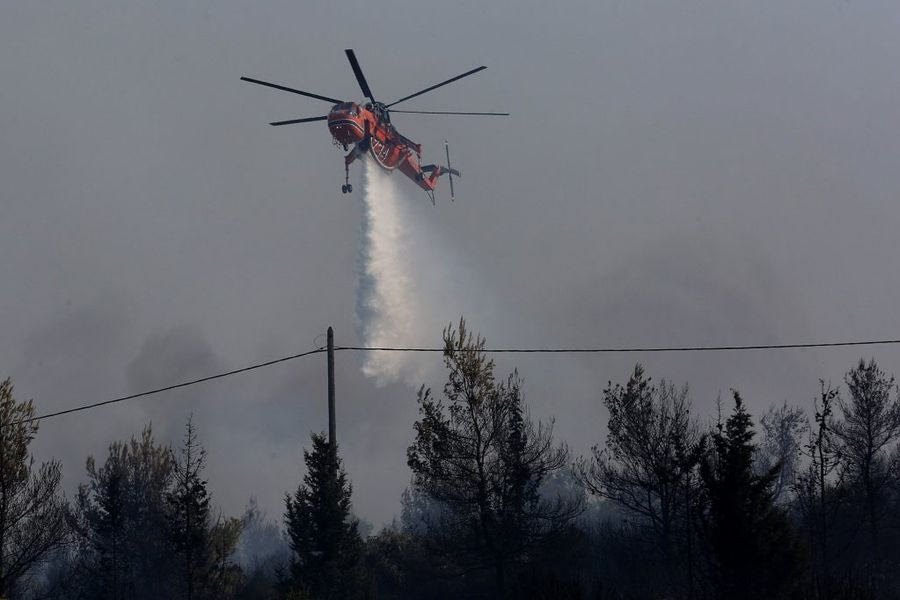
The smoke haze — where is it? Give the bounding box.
[4,0,900,527]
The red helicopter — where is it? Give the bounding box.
[242,49,508,202]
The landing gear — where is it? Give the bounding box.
[342,161,353,194]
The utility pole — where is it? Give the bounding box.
[327,326,336,449]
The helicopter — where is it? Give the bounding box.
[241,49,508,202]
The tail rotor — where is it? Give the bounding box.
[445,141,456,201]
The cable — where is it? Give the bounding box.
[12,336,900,427]
[13,348,326,427]
[337,339,900,353]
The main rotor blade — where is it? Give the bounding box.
[389,109,509,116]
[269,116,328,126]
[240,76,342,104]
[344,49,375,102]
[387,66,487,108]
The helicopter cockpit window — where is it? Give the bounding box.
[337,102,357,116]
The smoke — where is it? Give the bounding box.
[355,158,493,385]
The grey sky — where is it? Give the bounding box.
[3,1,900,525]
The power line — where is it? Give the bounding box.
[337,339,900,353]
[14,348,326,426]
[14,336,900,426]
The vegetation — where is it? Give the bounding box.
[284,433,362,599]
[0,379,68,597]
[699,393,803,600]
[6,324,900,599]
[577,366,704,597]
[407,320,580,595]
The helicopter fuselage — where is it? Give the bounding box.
[328,102,446,193]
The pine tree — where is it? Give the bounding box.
[407,319,579,597]
[0,378,68,596]
[577,365,704,597]
[76,425,176,600]
[700,392,803,600]
[208,515,244,597]
[795,381,846,599]
[833,359,900,551]
[166,416,212,600]
[284,433,361,599]
[234,497,290,599]
[757,401,808,504]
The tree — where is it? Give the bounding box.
[756,401,807,504]
[794,381,848,599]
[832,359,900,550]
[700,392,803,600]
[284,433,362,599]
[407,320,579,597]
[71,421,242,600]
[234,498,290,600]
[166,416,212,600]
[0,377,69,596]
[75,425,176,600]
[208,514,244,598]
[576,365,704,597]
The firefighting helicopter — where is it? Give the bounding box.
[241,49,508,202]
